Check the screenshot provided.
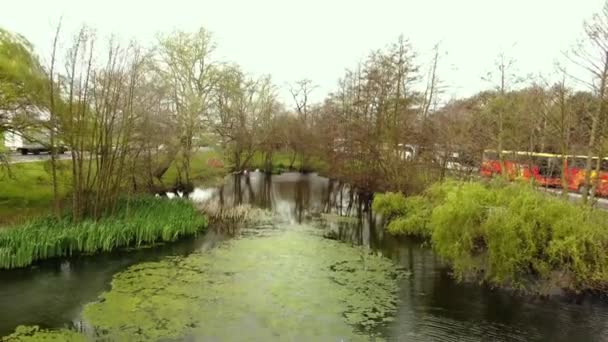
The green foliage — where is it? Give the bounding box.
[248,151,328,174]
[376,180,608,292]
[163,149,227,186]
[0,161,71,225]
[373,192,433,237]
[385,196,433,237]
[0,150,226,224]
[0,197,207,269]
[1,325,85,341]
[372,192,408,219]
[0,28,48,111]
[430,181,497,278]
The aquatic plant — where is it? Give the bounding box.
[199,202,254,223]
[1,326,85,341]
[375,180,608,292]
[199,202,275,235]
[75,226,408,341]
[0,197,207,269]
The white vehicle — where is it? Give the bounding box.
[3,131,66,155]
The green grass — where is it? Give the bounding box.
[0,149,228,225]
[0,160,72,225]
[249,151,328,173]
[162,149,227,186]
[374,180,608,293]
[0,197,207,269]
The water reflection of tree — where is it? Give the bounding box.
[294,176,310,223]
[257,173,272,210]
[233,173,242,206]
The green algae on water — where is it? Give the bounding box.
[1,326,85,342]
[83,225,408,341]
[3,225,409,341]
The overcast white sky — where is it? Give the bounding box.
[2,0,605,103]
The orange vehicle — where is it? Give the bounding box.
[481,150,608,197]
[566,156,608,196]
[481,150,562,187]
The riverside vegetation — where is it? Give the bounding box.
[0,197,206,269]
[373,180,608,293]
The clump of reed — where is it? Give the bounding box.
[0,197,207,269]
[198,202,273,234]
[200,202,253,223]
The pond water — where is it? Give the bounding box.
[1,172,608,341]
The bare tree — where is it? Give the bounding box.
[48,18,62,215]
[570,3,608,203]
[482,52,520,177]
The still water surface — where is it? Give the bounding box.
[1,172,608,341]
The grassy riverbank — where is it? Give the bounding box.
[374,180,608,293]
[0,150,226,225]
[0,197,207,269]
[249,151,328,174]
[0,161,72,225]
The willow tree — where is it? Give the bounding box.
[0,28,47,156]
[0,27,60,208]
[0,28,47,115]
[156,28,219,184]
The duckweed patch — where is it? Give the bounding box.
[1,326,85,342]
[77,226,407,341]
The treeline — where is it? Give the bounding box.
[281,2,608,200]
[4,2,608,219]
[1,26,281,220]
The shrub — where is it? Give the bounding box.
[430,181,496,279]
[384,196,433,237]
[372,192,408,220]
[375,180,608,292]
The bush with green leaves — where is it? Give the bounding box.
[374,180,608,292]
[0,197,207,269]
[373,193,432,237]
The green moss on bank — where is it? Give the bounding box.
[0,197,207,269]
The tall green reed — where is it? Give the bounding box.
[0,197,207,269]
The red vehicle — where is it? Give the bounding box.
[481,150,608,197]
[481,150,561,186]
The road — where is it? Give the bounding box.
[543,187,608,210]
[6,146,213,164]
[7,152,72,164]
